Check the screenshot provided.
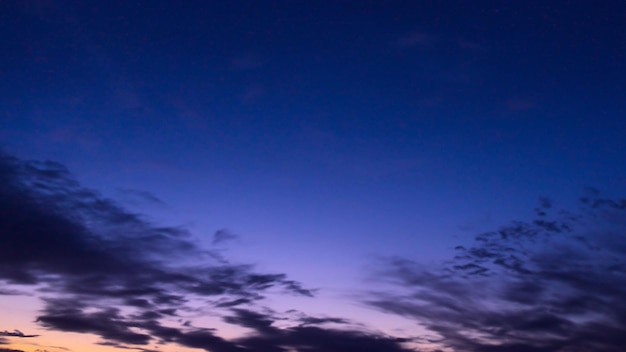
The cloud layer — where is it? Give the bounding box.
[367,191,626,351]
[6,150,624,352]
[0,152,413,352]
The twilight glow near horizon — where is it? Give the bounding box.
[2,1,626,352]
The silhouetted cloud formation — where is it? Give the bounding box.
[6,150,625,352]
[0,152,413,352]
[0,151,312,294]
[36,298,414,352]
[0,331,38,338]
[367,190,626,351]
[116,188,166,206]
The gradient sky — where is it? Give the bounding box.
[2,1,626,352]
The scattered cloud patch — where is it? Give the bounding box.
[367,193,626,351]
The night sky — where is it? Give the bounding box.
[1,1,626,351]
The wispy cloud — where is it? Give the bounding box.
[116,188,166,206]
[212,229,239,245]
[0,331,38,338]
[366,191,626,351]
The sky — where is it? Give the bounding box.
[1,1,626,351]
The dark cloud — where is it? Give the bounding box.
[0,152,315,300]
[36,303,416,352]
[97,341,161,352]
[0,331,38,338]
[297,316,350,326]
[223,308,277,335]
[0,152,412,351]
[0,153,309,345]
[367,194,626,351]
[0,349,25,352]
[37,304,152,345]
[214,298,253,308]
[219,308,415,352]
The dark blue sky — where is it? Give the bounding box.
[1,1,626,352]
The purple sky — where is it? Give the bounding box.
[2,1,626,351]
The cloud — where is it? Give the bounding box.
[212,229,239,245]
[0,331,38,338]
[0,152,313,294]
[0,152,312,346]
[221,308,415,352]
[97,341,160,352]
[297,316,350,326]
[36,304,415,352]
[0,151,412,351]
[367,193,626,351]
[0,289,27,295]
[37,303,151,345]
[214,298,253,308]
[116,188,165,206]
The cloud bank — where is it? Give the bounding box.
[0,152,413,352]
